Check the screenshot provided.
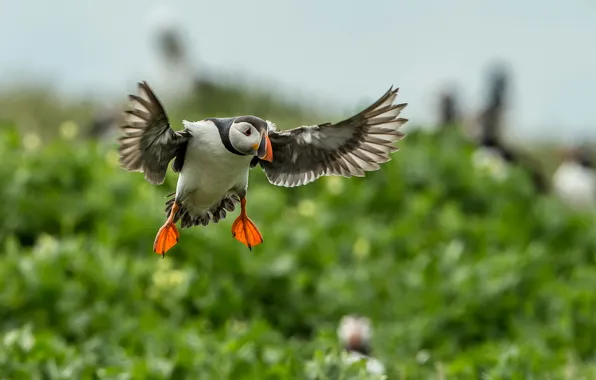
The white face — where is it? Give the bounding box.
[229,121,261,155]
[337,315,372,345]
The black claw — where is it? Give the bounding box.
[162,253,165,259]
[248,245,252,251]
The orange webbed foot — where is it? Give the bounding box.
[153,222,180,257]
[231,215,263,251]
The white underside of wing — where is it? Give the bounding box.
[471,147,509,181]
[343,352,386,375]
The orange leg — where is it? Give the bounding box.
[231,197,263,250]
[153,202,181,257]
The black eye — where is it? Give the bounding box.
[244,129,252,136]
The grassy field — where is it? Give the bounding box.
[2,83,596,379]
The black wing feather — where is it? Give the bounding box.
[257,86,408,187]
[118,81,191,185]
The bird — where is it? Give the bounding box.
[471,135,548,192]
[117,81,408,256]
[468,63,514,180]
[337,315,386,375]
[436,87,461,130]
[552,146,596,211]
[469,63,548,192]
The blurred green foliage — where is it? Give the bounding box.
[2,87,596,379]
[0,85,97,142]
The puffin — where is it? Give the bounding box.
[552,146,596,211]
[470,135,548,192]
[337,315,386,375]
[469,64,548,192]
[118,81,408,256]
[436,87,461,130]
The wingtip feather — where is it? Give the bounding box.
[260,83,408,188]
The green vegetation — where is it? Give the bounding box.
[2,84,596,379]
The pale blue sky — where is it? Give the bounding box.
[0,0,594,142]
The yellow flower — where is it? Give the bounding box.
[326,176,344,195]
[23,133,41,151]
[297,199,316,217]
[353,237,371,259]
[59,120,79,140]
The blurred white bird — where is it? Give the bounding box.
[552,147,596,211]
[337,315,386,375]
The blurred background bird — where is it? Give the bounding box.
[337,315,386,376]
[552,145,596,210]
[468,63,549,192]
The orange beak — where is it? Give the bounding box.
[257,133,273,162]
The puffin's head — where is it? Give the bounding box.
[229,116,273,162]
[337,314,373,355]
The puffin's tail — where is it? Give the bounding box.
[163,193,239,229]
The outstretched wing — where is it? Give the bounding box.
[257,86,408,187]
[118,81,191,185]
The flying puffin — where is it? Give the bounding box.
[552,146,596,211]
[118,82,408,256]
[337,315,386,375]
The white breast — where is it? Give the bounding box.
[552,161,596,210]
[471,147,508,181]
[343,352,386,375]
[176,121,253,214]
